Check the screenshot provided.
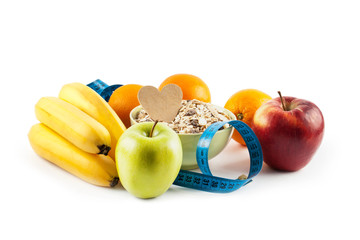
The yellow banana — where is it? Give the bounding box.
[59,82,127,159]
[35,97,111,155]
[28,123,119,187]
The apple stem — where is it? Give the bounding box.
[278,91,288,111]
[149,120,159,138]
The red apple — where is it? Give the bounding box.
[252,92,324,171]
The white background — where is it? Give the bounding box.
[1,0,359,239]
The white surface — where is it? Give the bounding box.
[1,1,359,239]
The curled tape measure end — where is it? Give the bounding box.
[174,120,263,193]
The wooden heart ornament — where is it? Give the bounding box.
[138,84,183,122]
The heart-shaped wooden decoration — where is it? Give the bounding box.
[138,84,183,122]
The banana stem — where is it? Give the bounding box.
[149,120,159,138]
[110,177,119,188]
[98,144,111,155]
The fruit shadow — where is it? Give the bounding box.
[113,182,125,190]
[207,140,294,177]
[261,163,284,175]
[207,140,252,178]
[260,162,298,176]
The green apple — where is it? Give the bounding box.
[115,122,182,199]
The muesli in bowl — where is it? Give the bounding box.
[135,99,231,134]
[130,99,236,170]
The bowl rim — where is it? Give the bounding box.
[129,103,236,136]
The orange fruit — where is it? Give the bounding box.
[159,73,211,103]
[108,84,143,128]
[224,89,272,146]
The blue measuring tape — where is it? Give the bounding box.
[87,80,263,193]
[174,120,262,193]
[87,79,122,102]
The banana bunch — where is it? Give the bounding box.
[35,97,112,155]
[28,83,127,187]
[59,82,127,159]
